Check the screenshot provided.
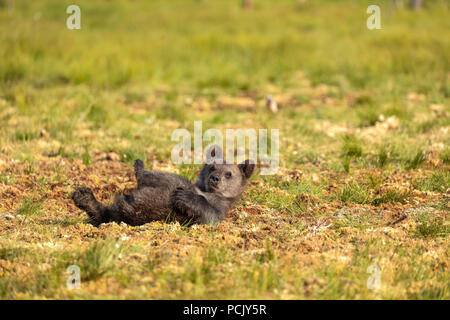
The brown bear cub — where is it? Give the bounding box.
[71,157,255,226]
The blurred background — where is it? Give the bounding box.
[1,0,448,91]
[0,0,448,165]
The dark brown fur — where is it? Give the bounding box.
[71,159,255,226]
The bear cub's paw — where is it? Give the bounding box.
[170,187,196,217]
[71,187,96,208]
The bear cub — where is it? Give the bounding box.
[71,157,255,226]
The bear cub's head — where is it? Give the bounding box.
[195,160,255,199]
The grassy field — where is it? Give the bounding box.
[0,0,449,299]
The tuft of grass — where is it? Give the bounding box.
[332,182,370,204]
[342,157,351,173]
[376,148,389,168]
[415,119,437,134]
[372,188,411,206]
[117,146,146,164]
[0,173,15,184]
[432,198,449,211]
[82,147,92,165]
[367,174,384,190]
[77,238,123,281]
[341,134,363,158]
[0,246,30,262]
[166,246,232,297]
[407,285,448,300]
[256,239,276,263]
[357,108,379,128]
[406,150,426,169]
[16,198,43,217]
[124,91,146,104]
[279,179,323,196]
[332,182,411,206]
[14,130,40,142]
[413,212,449,239]
[86,105,107,128]
[415,171,450,193]
[249,188,294,213]
[352,95,374,107]
[384,105,411,121]
[0,266,65,299]
[439,147,450,165]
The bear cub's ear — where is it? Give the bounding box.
[238,160,255,179]
[205,144,224,164]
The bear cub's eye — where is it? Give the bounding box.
[209,166,216,172]
[225,172,232,179]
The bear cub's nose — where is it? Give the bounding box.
[209,173,220,184]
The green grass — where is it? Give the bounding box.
[416,171,450,193]
[406,150,426,169]
[77,238,124,281]
[333,182,371,204]
[341,134,363,158]
[371,147,390,168]
[16,197,43,216]
[331,181,412,206]
[0,246,30,262]
[440,147,450,165]
[0,0,449,300]
[371,188,411,206]
[413,211,449,239]
[0,0,448,92]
